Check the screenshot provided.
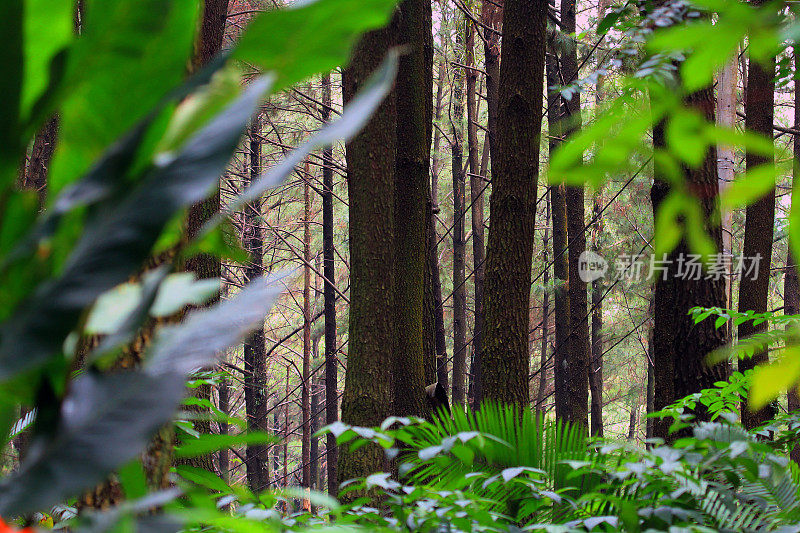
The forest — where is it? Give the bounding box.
[4,0,800,530]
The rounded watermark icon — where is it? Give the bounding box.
[578,251,608,283]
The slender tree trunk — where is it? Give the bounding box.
[243,116,270,493]
[182,0,230,474]
[646,289,655,442]
[451,21,468,407]
[393,0,432,417]
[338,23,396,488]
[425,199,449,390]
[480,0,502,167]
[738,16,777,429]
[717,56,737,345]
[218,376,229,481]
[562,0,590,432]
[310,375,321,492]
[537,199,550,412]
[547,18,572,422]
[480,0,547,406]
[590,192,604,436]
[472,0,502,407]
[301,163,312,508]
[588,0,609,438]
[787,46,800,464]
[426,0,448,391]
[320,72,339,497]
[466,22,485,409]
[431,0,447,204]
[283,365,289,506]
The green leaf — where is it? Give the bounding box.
[84,273,219,335]
[48,0,200,196]
[0,77,271,380]
[21,0,73,124]
[175,432,276,458]
[0,273,286,515]
[666,109,706,167]
[175,465,233,494]
[720,164,776,211]
[233,0,398,90]
[277,487,341,511]
[0,0,23,187]
[150,273,220,316]
[653,192,686,258]
[749,347,800,410]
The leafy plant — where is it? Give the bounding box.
[0,0,399,527]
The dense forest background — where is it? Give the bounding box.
[4,0,800,530]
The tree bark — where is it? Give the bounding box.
[562,0,590,432]
[466,21,485,409]
[301,163,312,507]
[537,198,550,413]
[480,0,547,406]
[320,72,339,497]
[451,21,468,407]
[590,192,604,437]
[182,0,230,474]
[393,0,432,417]
[651,85,728,440]
[738,18,777,429]
[243,116,270,493]
[547,17,572,422]
[787,45,800,464]
[338,23,396,488]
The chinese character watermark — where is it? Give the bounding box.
[577,251,762,283]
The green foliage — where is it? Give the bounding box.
[692,307,800,411]
[0,0,399,526]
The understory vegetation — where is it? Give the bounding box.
[5,0,800,531]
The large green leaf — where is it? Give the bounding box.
[47,0,200,197]
[21,0,73,126]
[0,274,285,515]
[0,77,272,380]
[0,0,23,187]
[234,0,397,90]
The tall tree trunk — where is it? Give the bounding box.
[738,18,777,430]
[182,0,231,474]
[218,375,229,481]
[561,0,590,432]
[537,198,550,412]
[310,375,321,492]
[320,72,339,497]
[243,116,270,493]
[301,164,312,508]
[480,0,503,167]
[717,56,737,345]
[651,89,728,440]
[590,193,604,436]
[426,0,449,391]
[466,22,485,409]
[451,21,468,407]
[646,289,655,442]
[480,0,547,406]
[393,0,432,417]
[472,0,502,407]
[547,14,572,422]
[425,199,449,389]
[588,0,609,438]
[338,23,396,488]
[787,45,800,464]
